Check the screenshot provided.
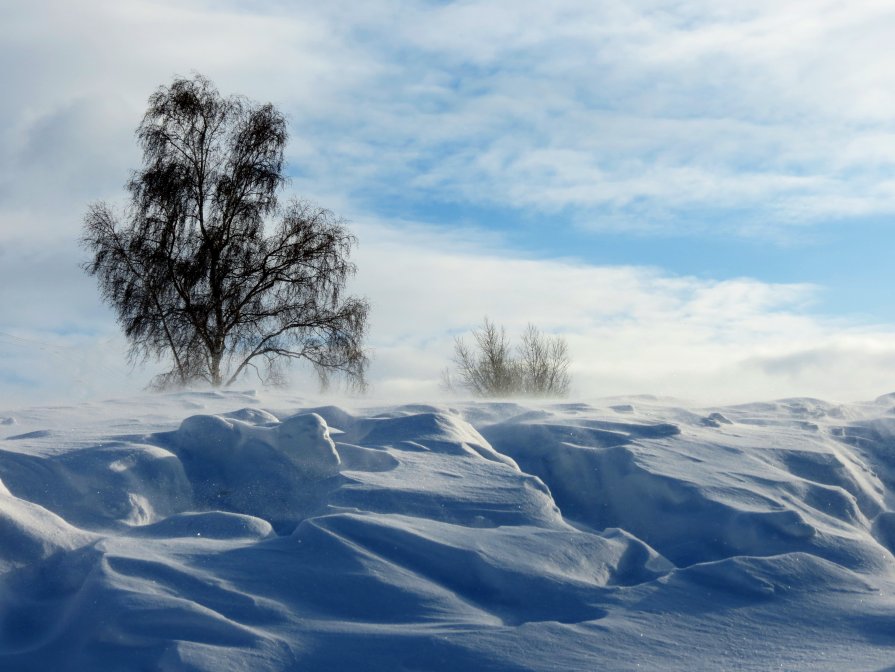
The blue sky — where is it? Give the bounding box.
[3,0,895,404]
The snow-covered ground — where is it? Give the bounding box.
[1,390,895,670]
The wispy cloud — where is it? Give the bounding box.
[5,0,895,238]
[279,0,895,232]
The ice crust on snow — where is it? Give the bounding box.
[1,392,895,669]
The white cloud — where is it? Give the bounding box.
[6,0,895,237]
[4,217,895,407]
[351,220,895,403]
[291,0,895,231]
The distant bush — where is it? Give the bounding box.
[445,318,571,397]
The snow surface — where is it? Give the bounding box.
[2,389,895,670]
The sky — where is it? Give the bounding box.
[3,0,895,405]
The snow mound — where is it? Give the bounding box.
[166,411,342,526]
[354,411,517,466]
[125,511,274,540]
[173,411,341,479]
[0,491,97,572]
[2,393,895,670]
[0,443,192,528]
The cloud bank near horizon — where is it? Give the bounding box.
[353,222,895,403]
[4,223,895,406]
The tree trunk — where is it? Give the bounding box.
[210,351,223,387]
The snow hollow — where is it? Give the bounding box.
[2,390,895,671]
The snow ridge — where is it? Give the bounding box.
[1,393,895,670]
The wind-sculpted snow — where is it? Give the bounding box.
[1,392,895,670]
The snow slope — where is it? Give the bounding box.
[2,390,895,670]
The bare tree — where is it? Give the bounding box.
[449,318,571,397]
[82,74,369,390]
[517,324,571,396]
[451,318,517,397]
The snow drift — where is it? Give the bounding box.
[1,391,895,670]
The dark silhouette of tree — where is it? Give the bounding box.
[82,74,369,390]
[446,318,571,397]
